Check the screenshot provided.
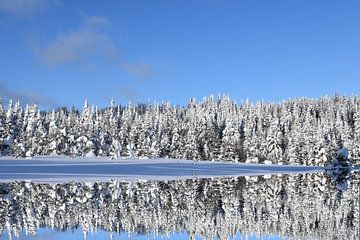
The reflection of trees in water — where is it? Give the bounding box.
[0,174,358,240]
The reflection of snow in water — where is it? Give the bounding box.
[0,173,358,240]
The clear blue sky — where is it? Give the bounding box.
[0,0,359,109]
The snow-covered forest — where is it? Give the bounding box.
[1,94,360,165]
[0,174,357,240]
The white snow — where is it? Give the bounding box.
[0,156,325,183]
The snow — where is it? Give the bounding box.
[0,156,324,183]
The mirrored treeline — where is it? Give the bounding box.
[0,173,358,239]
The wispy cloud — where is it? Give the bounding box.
[0,82,56,107]
[0,0,54,16]
[121,63,153,78]
[37,15,115,66]
[36,14,153,78]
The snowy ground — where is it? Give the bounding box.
[0,156,325,183]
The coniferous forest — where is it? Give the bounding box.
[1,94,360,165]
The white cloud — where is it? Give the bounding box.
[0,0,52,15]
[39,28,115,65]
[38,15,115,65]
[37,14,153,78]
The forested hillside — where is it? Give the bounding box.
[1,94,359,165]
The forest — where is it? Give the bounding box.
[1,94,359,165]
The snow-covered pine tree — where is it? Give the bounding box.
[182,123,200,161]
[109,139,122,159]
[169,126,182,159]
[8,100,23,157]
[0,99,7,155]
[265,117,283,164]
[23,104,39,157]
[136,103,153,158]
[352,104,360,159]
[32,115,48,155]
[157,112,171,158]
[76,100,98,157]
[98,100,115,156]
[219,117,241,162]
[47,110,60,155]
[66,107,80,157]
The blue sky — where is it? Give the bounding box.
[0,0,359,109]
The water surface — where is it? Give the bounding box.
[0,172,358,239]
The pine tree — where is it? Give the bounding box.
[266,117,283,163]
[0,99,7,155]
[47,110,60,155]
[169,126,182,159]
[220,117,241,162]
[32,115,48,155]
[182,124,200,161]
[109,139,122,159]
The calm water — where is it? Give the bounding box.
[0,171,358,240]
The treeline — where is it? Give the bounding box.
[1,94,360,165]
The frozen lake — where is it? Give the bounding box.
[0,156,323,182]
